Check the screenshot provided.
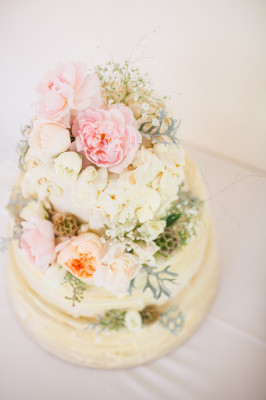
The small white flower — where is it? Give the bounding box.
[124,310,142,332]
[134,95,139,101]
[141,102,149,111]
[55,151,82,180]
[152,118,160,127]
[141,113,147,121]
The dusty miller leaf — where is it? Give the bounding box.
[139,108,180,146]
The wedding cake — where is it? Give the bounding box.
[6,60,218,368]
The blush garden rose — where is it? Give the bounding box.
[72,105,142,173]
[35,61,102,127]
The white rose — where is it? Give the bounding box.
[97,192,119,220]
[153,143,185,173]
[28,119,71,162]
[94,168,108,191]
[75,168,98,205]
[132,147,164,185]
[55,151,82,180]
[80,166,97,182]
[124,310,142,332]
[75,167,107,205]
[159,170,181,201]
[135,187,161,223]
[20,200,48,221]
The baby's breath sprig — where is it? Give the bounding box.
[93,60,169,123]
[62,271,87,307]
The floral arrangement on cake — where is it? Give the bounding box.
[4,60,203,315]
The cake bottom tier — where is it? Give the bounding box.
[6,228,218,369]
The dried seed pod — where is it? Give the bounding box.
[141,305,160,325]
[53,213,79,237]
[155,227,179,257]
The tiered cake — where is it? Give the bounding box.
[6,60,218,368]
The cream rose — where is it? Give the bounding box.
[28,120,71,162]
[93,243,141,295]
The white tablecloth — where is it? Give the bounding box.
[0,145,265,400]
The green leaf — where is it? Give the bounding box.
[166,213,181,227]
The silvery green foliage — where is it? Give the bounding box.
[17,123,32,171]
[0,237,12,252]
[160,306,185,336]
[0,191,27,252]
[139,108,180,145]
[0,223,22,252]
[7,191,28,219]
[129,265,178,300]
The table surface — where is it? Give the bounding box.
[0,144,265,400]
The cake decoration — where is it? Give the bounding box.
[4,57,218,368]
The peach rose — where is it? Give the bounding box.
[93,243,141,295]
[21,217,55,270]
[72,105,142,173]
[28,119,71,162]
[35,62,102,127]
[56,233,103,281]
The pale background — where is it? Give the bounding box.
[0,1,265,400]
[0,0,265,170]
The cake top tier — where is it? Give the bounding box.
[9,60,202,300]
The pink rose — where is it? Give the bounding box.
[56,233,103,281]
[35,62,102,127]
[21,217,55,270]
[71,105,142,173]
